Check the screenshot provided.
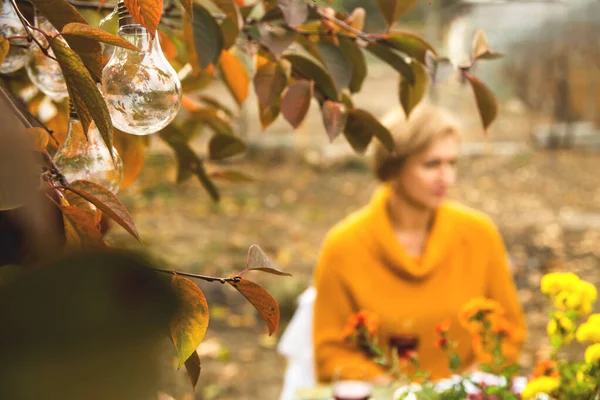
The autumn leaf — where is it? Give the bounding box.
[471,29,503,61]
[399,59,429,118]
[50,38,113,151]
[366,42,414,84]
[219,50,249,107]
[24,127,49,152]
[278,0,308,27]
[192,3,224,69]
[184,350,201,390]
[124,0,163,38]
[321,101,347,143]
[316,41,352,92]
[347,109,394,153]
[258,23,297,58]
[61,23,140,52]
[376,0,419,29]
[343,110,375,154]
[228,278,280,335]
[0,38,9,66]
[209,133,246,160]
[170,275,210,367]
[180,0,193,19]
[211,0,241,48]
[284,53,339,101]
[383,31,437,64]
[338,37,367,94]
[242,244,292,276]
[253,56,287,129]
[61,205,105,251]
[208,170,254,182]
[66,180,140,241]
[113,130,148,190]
[281,80,313,129]
[464,73,498,132]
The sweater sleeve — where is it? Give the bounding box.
[484,222,527,363]
[312,234,386,382]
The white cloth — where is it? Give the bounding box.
[278,287,317,400]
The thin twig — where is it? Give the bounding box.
[43,151,68,186]
[152,267,242,284]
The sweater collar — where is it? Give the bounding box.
[365,184,457,279]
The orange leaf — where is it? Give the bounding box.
[228,278,280,335]
[0,38,9,66]
[184,350,201,390]
[170,276,209,367]
[158,31,177,60]
[124,0,163,38]
[24,127,49,152]
[66,180,140,241]
[376,0,419,29]
[281,80,313,129]
[62,22,140,52]
[464,73,498,132]
[208,170,253,182]
[180,0,193,20]
[113,130,148,190]
[219,50,249,107]
[60,205,105,251]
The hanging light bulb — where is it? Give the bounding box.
[0,0,30,74]
[101,1,182,136]
[25,9,68,100]
[53,101,124,194]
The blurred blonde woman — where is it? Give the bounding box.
[312,102,526,383]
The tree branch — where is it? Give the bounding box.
[152,267,242,284]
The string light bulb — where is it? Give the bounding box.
[53,101,124,193]
[0,0,29,74]
[101,1,181,135]
[25,9,68,100]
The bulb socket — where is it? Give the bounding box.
[118,0,135,27]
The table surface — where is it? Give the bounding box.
[295,385,397,400]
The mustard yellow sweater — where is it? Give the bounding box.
[312,185,526,382]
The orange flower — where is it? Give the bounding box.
[435,319,452,335]
[343,310,379,339]
[489,314,517,340]
[459,297,505,333]
[532,359,559,379]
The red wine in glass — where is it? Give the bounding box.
[332,380,372,400]
[389,334,419,358]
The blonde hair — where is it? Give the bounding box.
[373,102,461,181]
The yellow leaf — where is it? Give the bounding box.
[170,276,210,367]
[219,50,249,107]
[180,0,193,20]
[376,0,419,29]
[399,59,429,118]
[465,73,498,132]
[113,130,148,190]
[62,23,140,52]
[124,0,163,38]
[0,38,9,66]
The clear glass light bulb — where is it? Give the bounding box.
[54,103,124,194]
[0,0,29,74]
[101,3,182,136]
[25,10,68,100]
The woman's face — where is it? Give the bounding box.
[391,134,459,210]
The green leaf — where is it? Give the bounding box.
[284,53,339,101]
[376,0,419,29]
[184,350,201,390]
[219,49,249,106]
[321,100,347,142]
[193,4,225,69]
[366,42,414,84]
[0,38,9,66]
[278,0,308,27]
[399,59,429,118]
[170,275,209,368]
[228,278,280,335]
[28,0,103,81]
[258,23,297,58]
[347,109,394,152]
[61,23,140,52]
[209,133,246,160]
[295,35,324,64]
[316,41,351,92]
[281,80,313,129]
[343,109,375,154]
[245,244,292,276]
[383,31,437,64]
[124,0,163,38]
[50,38,113,151]
[464,73,498,132]
[338,37,367,94]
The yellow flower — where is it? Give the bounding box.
[521,376,560,400]
[547,311,575,344]
[576,314,600,343]
[576,369,586,383]
[579,281,598,303]
[541,272,580,296]
[585,343,600,364]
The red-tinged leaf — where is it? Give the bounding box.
[0,38,9,66]
[62,23,140,52]
[61,205,105,251]
[66,180,140,241]
[50,38,113,152]
[464,73,498,132]
[208,170,254,182]
[180,0,193,19]
[192,4,224,69]
[383,31,437,64]
[65,190,101,225]
[259,104,280,129]
[258,23,297,58]
[219,50,249,107]
[284,53,339,101]
[399,59,429,118]
[316,41,351,92]
[343,110,375,154]
[278,0,308,28]
[338,37,367,94]
[228,278,279,335]
[209,133,246,160]
[28,0,103,81]
[184,350,201,390]
[245,244,292,276]
[253,56,287,127]
[281,80,313,128]
[321,101,347,142]
[170,275,209,367]
[376,0,419,29]
[113,130,148,190]
[366,43,414,84]
[124,0,163,37]
[24,127,49,152]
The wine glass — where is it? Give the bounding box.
[332,363,373,400]
[389,319,420,359]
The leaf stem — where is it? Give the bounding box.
[151,267,242,284]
